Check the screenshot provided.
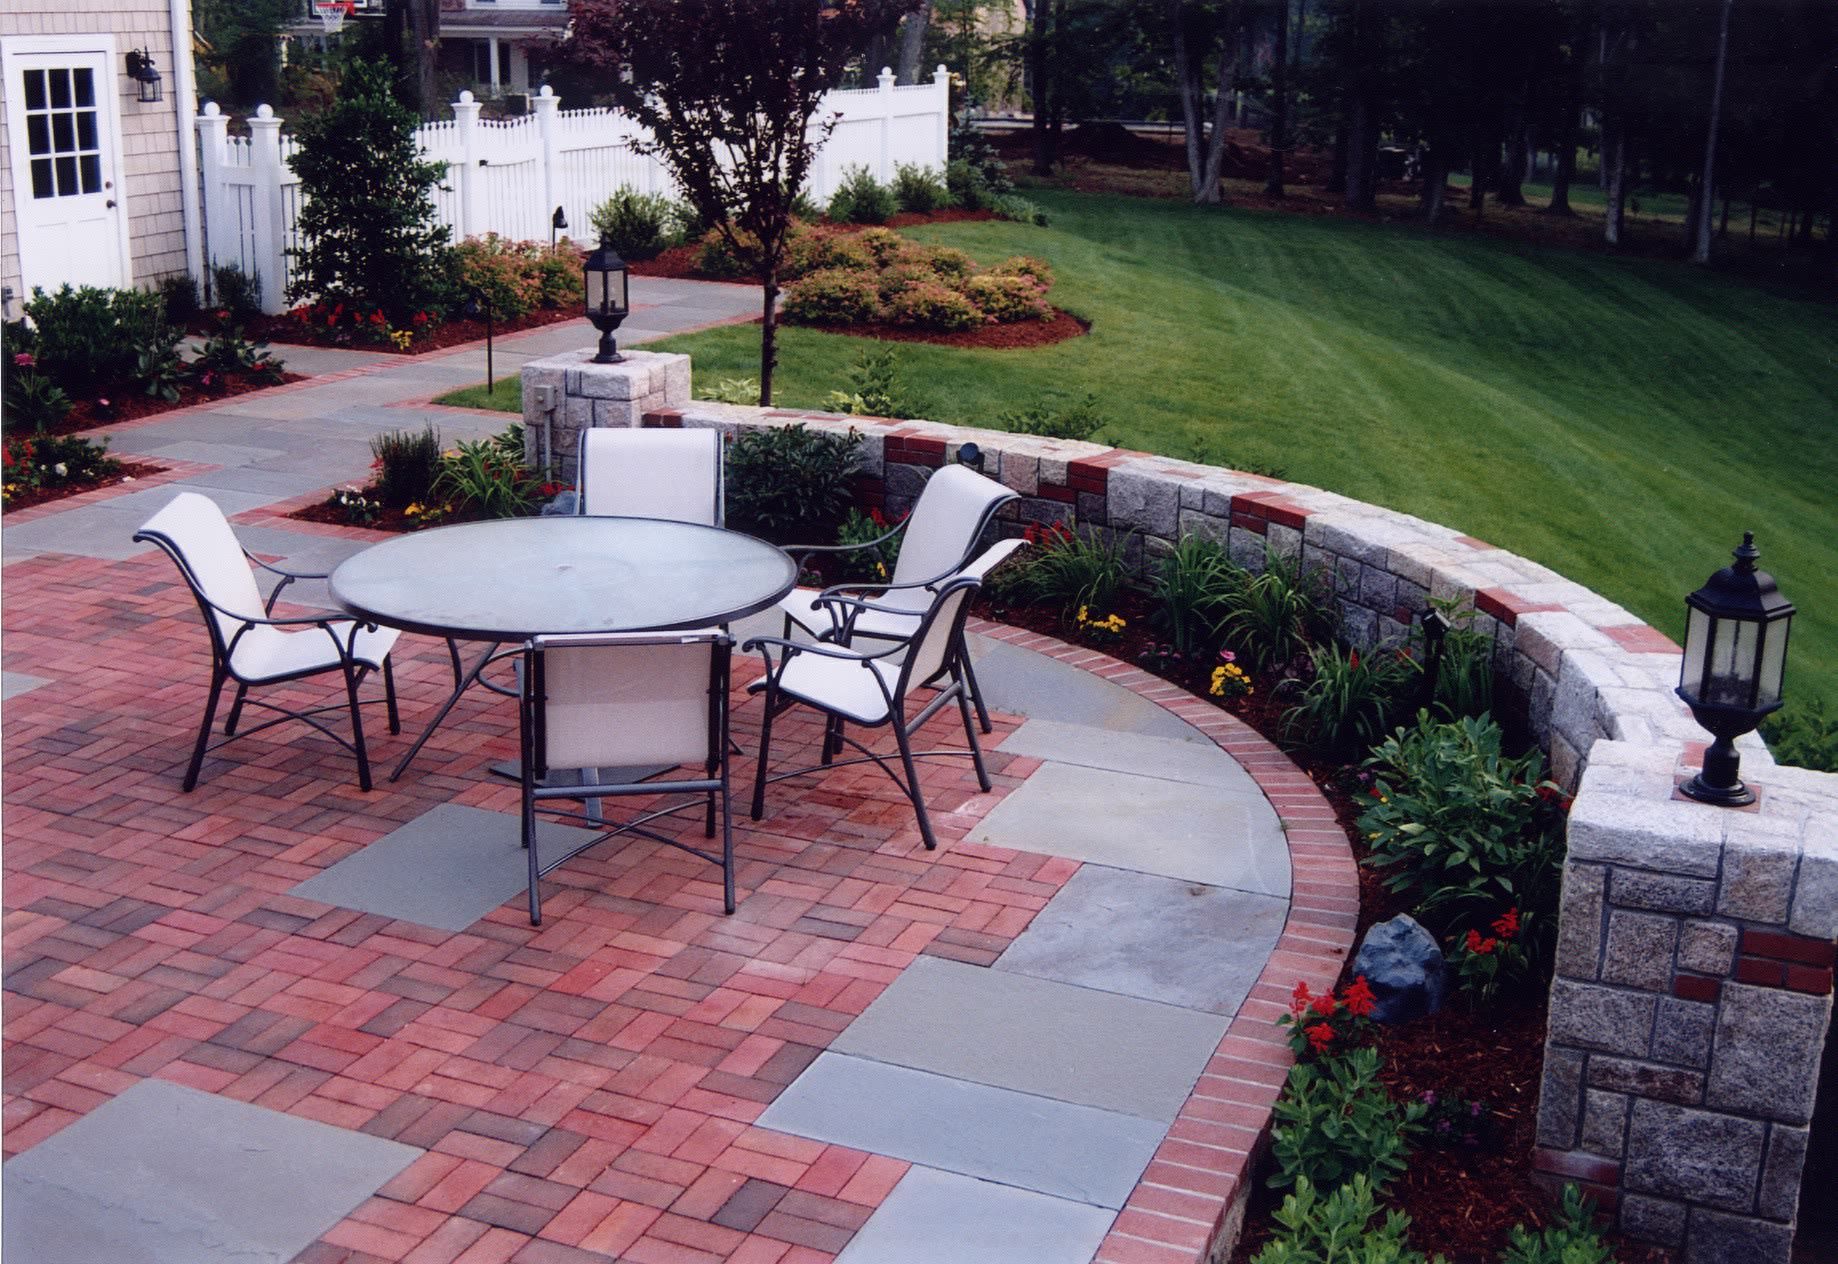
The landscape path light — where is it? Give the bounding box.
[1675,531,1794,806]
[584,236,629,364]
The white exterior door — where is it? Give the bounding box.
[4,38,132,298]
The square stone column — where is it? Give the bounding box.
[519,349,691,486]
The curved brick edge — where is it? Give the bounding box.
[1,458,218,524]
[964,617,1357,1264]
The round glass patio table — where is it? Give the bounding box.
[329,516,798,642]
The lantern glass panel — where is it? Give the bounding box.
[1682,606,1709,697]
[1706,617,1759,708]
[608,267,627,314]
[587,267,608,313]
[1758,620,1789,709]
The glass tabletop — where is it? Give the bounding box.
[329,516,798,641]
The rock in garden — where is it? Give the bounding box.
[540,491,579,516]
[1352,914,1448,1024]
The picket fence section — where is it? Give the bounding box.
[195,68,951,314]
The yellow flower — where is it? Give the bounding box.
[404,502,423,517]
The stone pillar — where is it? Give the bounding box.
[1536,739,1837,1263]
[519,349,692,486]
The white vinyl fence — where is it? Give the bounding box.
[196,68,951,315]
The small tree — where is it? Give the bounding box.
[563,0,915,405]
[287,58,452,323]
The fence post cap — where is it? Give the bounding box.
[255,104,274,120]
[201,101,221,117]
[459,89,475,105]
[539,85,554,98]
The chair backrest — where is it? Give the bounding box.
[134,492,267,653]
[896,575,982,695]
[577,428,723,525]
[884,465,1016,611]
[531,632,727,772]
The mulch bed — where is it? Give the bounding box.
[2,461,165,514]
[37,373,308,438]
[222,304,585,356]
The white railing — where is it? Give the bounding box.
[196,67,952,314]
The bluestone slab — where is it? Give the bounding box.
[968,760,1289,895]
[1,1078,419,1264]
[758,1053,1163,1208]
[829,956,1225,1121]
[965,635,1204,742]
[998,716,1259,792]
[997,864,1287,1014]
[288,803,601,932]
[836,1166,1115,1264]
[3,672,51,700]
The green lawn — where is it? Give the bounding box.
[460,190,1838,706]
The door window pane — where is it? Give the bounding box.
[52,112,74,152]
[48,69,70,109]
[55,155,77,195]
[76,111,97,150]
[31,158,54,199]
[24,69,46,110]
[20,61,107,200]
[73,67,94,107]
[79,154,101,193]
[26,114,49,155]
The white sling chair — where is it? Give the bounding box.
[134,492,400,791]
[744,573,991,853]
[519,630,735,923]
[778,462,1016,732]
[577,426,723,525]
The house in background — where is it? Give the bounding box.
[0,0,203,315]
[288,0,567,101]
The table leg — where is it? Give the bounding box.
[390,641,507,782]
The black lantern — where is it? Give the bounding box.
[125,48,163,103]
[956,442,983,471]
[1418,606,1452,709]
[583,236,629,364]
[1675,532,1795,806]
[551,205,568,248]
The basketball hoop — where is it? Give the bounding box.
[312,1,353,35]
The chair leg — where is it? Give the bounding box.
[383,657,400,735]
[343,664,373,792]
[719,766,735,914]
[524,784,543,926]
[955,681,993,793]
[820,716,842,766]
[183,667,229,792]
[962,649,994,735]
[751,691,777,821]
[223,683,249,736]
[893,723,939,851]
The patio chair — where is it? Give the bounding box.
[777,463,1016,732]
[577,426,723,525]
[134,492,400,792]
[519,631,735,923]
[744,574,990,853]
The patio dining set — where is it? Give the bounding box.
[131,429,1027,930]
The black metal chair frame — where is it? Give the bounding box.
[518,633,736,925]
[745,575,991,853]
[133,527,399,792]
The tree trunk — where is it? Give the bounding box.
[758,271,779,407]
[1499,117,1529,206]
[1603,120,1627,246]
[895,6,930,84]
[1029,0,1053,175]
[1345,89,1377,212]
[1468,138,1487,213]
[1265,0,1289,196]
[1546,93,1578,215]
[1328,119,1348,193]
[1420,146,1448,223]
[1172,0,1207,194]
[1196,11,1241,204]
[407,0,439,120]
[1690,0,1733,264]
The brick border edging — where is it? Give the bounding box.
[964,617,1357,1264]
[2,459,218,523]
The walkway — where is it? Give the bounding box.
[1,280,1350,1264]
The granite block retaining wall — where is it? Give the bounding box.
[524,353,1837,1262]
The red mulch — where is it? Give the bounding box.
[794,309,1088,350]
[38,373,308,438]
[627,243,716,281]
[2,461,164,514]
[227,304,585,356]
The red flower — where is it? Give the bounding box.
[1310,993,1337,1018]
[1305,1023,1335,1053]
[1348,649,1360,669]
[412,311,430,326]
[2,446,14,468]
[13,352,33,368]
[1342,975,1377,1018]
[1465,929,1497,956]
[1368,785,1385,799]
[1289,981,1311,1018]
[1492,908,1520,939]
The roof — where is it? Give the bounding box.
[439,9,568,35]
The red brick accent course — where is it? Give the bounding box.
[1601,624,1682,655]
[1474,587,1566,628]
[963,618,1359,1264]
[1229,491,1312,534]
[1734,930,1836,995]
[1673,974,1723,1004]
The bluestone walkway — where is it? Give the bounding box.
[1,280,1357,1264]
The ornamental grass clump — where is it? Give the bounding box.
[1150,532,1243,658]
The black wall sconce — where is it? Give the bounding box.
[125,48,163,104]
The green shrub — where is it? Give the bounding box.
[1285,642,1420,760]
[432,425,538,519]
[991,255,1055,287]
[836,507,900,582]
[994,394,1106,442]
[852,227,909,266]
[1763,695,1838,772]
[371,425,442,509]
[454,234,546,320]
[949,120,1014,195]
[917,245,977,281]
[1252,1175,1438,1264]
[724,423,863,544]
[963,273,1052,323]
[789,188,823,222]
[587,188,686,260]
[824,343,923,420]
[785,230,875,277]
[945,157,992,210]
[890,162,955,213]
[696,376,762,405]
[136,345,187,403]
[287,58,453,323]
[780,268,883,325]
[884,279,980,332]
[191,327,280,379]
[1151,534,1242,658]
[827,164,897,225]
[1219,547,1337,673]
[988,191,1049,226]
[24,284,178,396]
[532,242,585,308]
[1269,1047,1426,1196]
[1499,1185,1615,1264]
[159,274,200,325]
[874,260,942,304]
[1360,713,1566,937]
[3,369,73,435]
[210,262,263,322]
[1018,522,1133,616]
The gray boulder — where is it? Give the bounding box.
[1352,914,1447,1024]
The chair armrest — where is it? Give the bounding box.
[740,634,902,663]
[244,552,331,615]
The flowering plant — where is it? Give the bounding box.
[1210,650,1254,701]
[1075,605,1126,645]
[1416,1088,1498,1151]
[1447,907,1535,1009]
[1278,977,1377,1059]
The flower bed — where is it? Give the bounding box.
[1,433,161,513]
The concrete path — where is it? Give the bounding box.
[1,277,1303,1264]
